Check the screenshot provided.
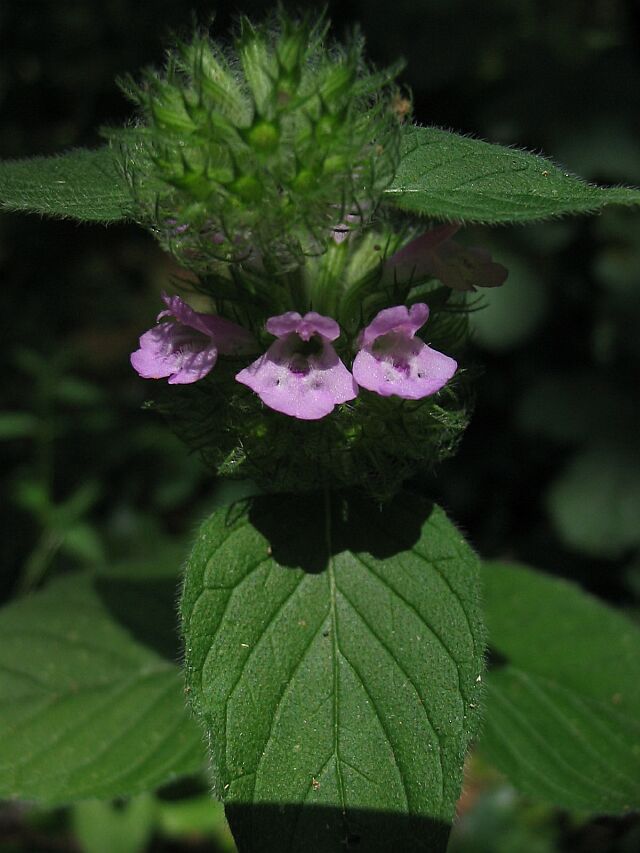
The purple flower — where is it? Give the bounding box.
[131,293,255,385]
[352,303,457,399]
[236,311,358,420]
[387,224,508,292]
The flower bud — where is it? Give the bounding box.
[106,10,404,273]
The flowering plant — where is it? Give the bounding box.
[1,9,640,853]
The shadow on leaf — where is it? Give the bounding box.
[246,490,433,573]
[226,801,450,853]
[95,577,181,662]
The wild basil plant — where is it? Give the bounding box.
[1,11,639,852]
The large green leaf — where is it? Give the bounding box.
[182,492,485,852]
[480,561,640,813]
[386,126,640,223]
[0,147,132,222]
[0,574,205,804]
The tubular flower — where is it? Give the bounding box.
[131,293,255,384]
[236,311,357,420]
[388,224,508,291]
[352,303,457,399]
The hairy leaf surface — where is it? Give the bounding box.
[0,147,131,222]
[386,127,640,223]
[182,493,485,852]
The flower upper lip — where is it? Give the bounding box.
[236,311,357,420]
[130,293,256,385]
[352,303,457,401]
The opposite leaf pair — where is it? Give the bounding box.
[131,296,457,420]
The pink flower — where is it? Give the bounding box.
[352,303,457,399]
[388,224,508,292]
[331,213,363,245]
[131,293,255,385]
[236,312,358,420]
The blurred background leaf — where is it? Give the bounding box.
[72,795,156,853]
[0,574,205,804]
[479,561,640,814]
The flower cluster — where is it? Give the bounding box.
[108,11,403,272]
[120,13,507,498]
[132,296,457,421]
[128,212,507,496]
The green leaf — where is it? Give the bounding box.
[0,147,132,222]
[182,492,484,852]
[386,126,640,223]
[0,574,205,805]
[0,412,38,441]
[72,794,156,853]
[157,793,235,849]
[480,561,640,814]
[61,522,105,565]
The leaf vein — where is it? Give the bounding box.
[338,591,444,809]
[338,650,410,810]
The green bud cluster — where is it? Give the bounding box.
[107,11,403,272]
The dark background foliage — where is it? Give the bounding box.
[1,1,639,850]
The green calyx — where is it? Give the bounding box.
[152,356,470,503]
[106,10,404,273]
